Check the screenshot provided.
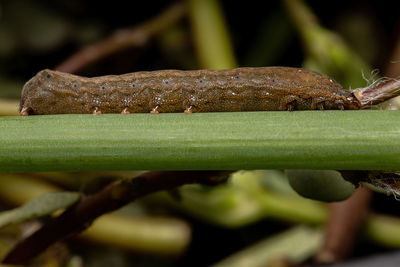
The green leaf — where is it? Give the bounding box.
[286,170,355,202]
[0,192,80,228]
[283,0,371,88]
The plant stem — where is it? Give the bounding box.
[80,213,191,255]
[188,0,237,69]
[0,99,19,116]
[365,214,400,247]
[1,111,400,172]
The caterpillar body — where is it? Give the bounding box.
[20,66,362,115]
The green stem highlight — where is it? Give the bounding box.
[1,111,400,172]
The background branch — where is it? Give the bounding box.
[55,2,187,73]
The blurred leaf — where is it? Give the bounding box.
[148,171,327,228]
[333,10,381,65]
[0,192,80,229]
[286,170,355,202]
[3,0,70,51]
[257,170,298,196]
[0,23,16,56]
[214,226,323,267]
[158,25,198,69]
[283,0,371,88]
[243,9,293,67]
[0,75,24,99]
[73,20,106,45]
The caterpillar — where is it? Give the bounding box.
[20,66,366,115]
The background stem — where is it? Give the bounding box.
[188,0,237,69]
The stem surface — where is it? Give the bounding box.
[1,111,399,172]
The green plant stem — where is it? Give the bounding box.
[1,111,400,172]
[80,213,191,255]
[188,0,237,69]
[365,214,400,247]
[0,99,19,116]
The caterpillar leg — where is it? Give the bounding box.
[92,107,102,115]
[184,106,194,114]
[286,101,297,111]
[121,107,130,115]
[316,102,325,110]
[311,99,326,110]
[20,107,31,116]
[281,95,299,111]
[150,105,160,114]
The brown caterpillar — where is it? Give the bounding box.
[20,66,363,115]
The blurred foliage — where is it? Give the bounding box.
[213,226,323,267]
[283,0,372,89]
[188,0,237,69]
[0,1,70,53]
[0,192,79,228]
[286,170,355,202]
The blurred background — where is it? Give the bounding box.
[0,0,399,92]
[1,0,400,266]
